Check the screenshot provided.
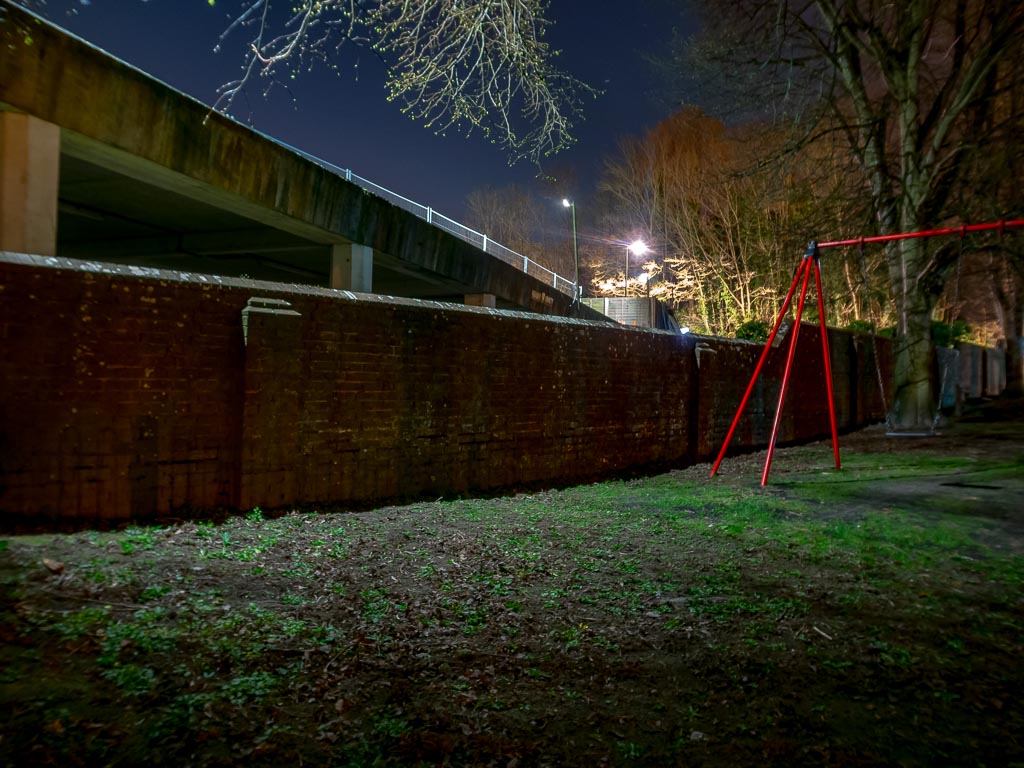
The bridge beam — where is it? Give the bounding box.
[0,113,59,256]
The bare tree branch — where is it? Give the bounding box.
[211,0,596,164]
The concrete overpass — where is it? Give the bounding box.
[0,1,606,318]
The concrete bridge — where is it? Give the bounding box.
[0,1,604,319]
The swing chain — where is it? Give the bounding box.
[931,232,966,434]
[858,240,895,432]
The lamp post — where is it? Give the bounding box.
[624,239,648,297]
[562,198,580,301]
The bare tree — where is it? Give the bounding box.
[677,0,1024,429]
[596,108,841,336]
[211,0,595,164]
[464,184,571,276]
[946,43,1024,394]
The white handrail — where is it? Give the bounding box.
[279,146,574,295]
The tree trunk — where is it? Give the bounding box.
[889,238,940,431]
[892,302,936,430]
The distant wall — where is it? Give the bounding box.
[2,255,899,529]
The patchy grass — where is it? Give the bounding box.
[2,418,1023,766]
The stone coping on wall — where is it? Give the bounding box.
[0,251,690,335]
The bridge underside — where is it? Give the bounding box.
[57,150,481,304]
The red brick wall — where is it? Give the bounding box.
[236,295,697,511]
[1,257,244,527]
[1,255,890,529]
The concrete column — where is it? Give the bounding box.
[330,242,373,293]
[465,293,496,308]
[0,113,60,256]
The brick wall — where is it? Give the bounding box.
[1,257,244,527]
[1,255,892,529]
[235,294,697,512]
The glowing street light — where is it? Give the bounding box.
[624,239,648,297]
[562,199,580,301]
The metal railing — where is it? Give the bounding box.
[284,145,577,296]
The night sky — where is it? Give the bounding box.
[33,0,692,221]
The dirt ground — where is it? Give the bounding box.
[1,399,1022,767]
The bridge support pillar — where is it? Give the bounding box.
[465,294,496,308]
[0,113,59,256]
[329,243,373,293]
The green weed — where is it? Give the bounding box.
[557,623,589,650]
[101,663,156,696]
[52,607,109,639]
[139,584,172,602]
[222,671,279,706]
[118,526,158,555]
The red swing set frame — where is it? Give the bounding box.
[710,218,1024,486]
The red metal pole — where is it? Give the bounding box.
[761,256,813,486]
[710,256,808,478]
[813,256,841,469]
[817,218,1024,249]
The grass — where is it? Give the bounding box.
[1,427,1022,766]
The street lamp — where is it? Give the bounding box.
[624,239,648,297]
[562,199,580,301]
